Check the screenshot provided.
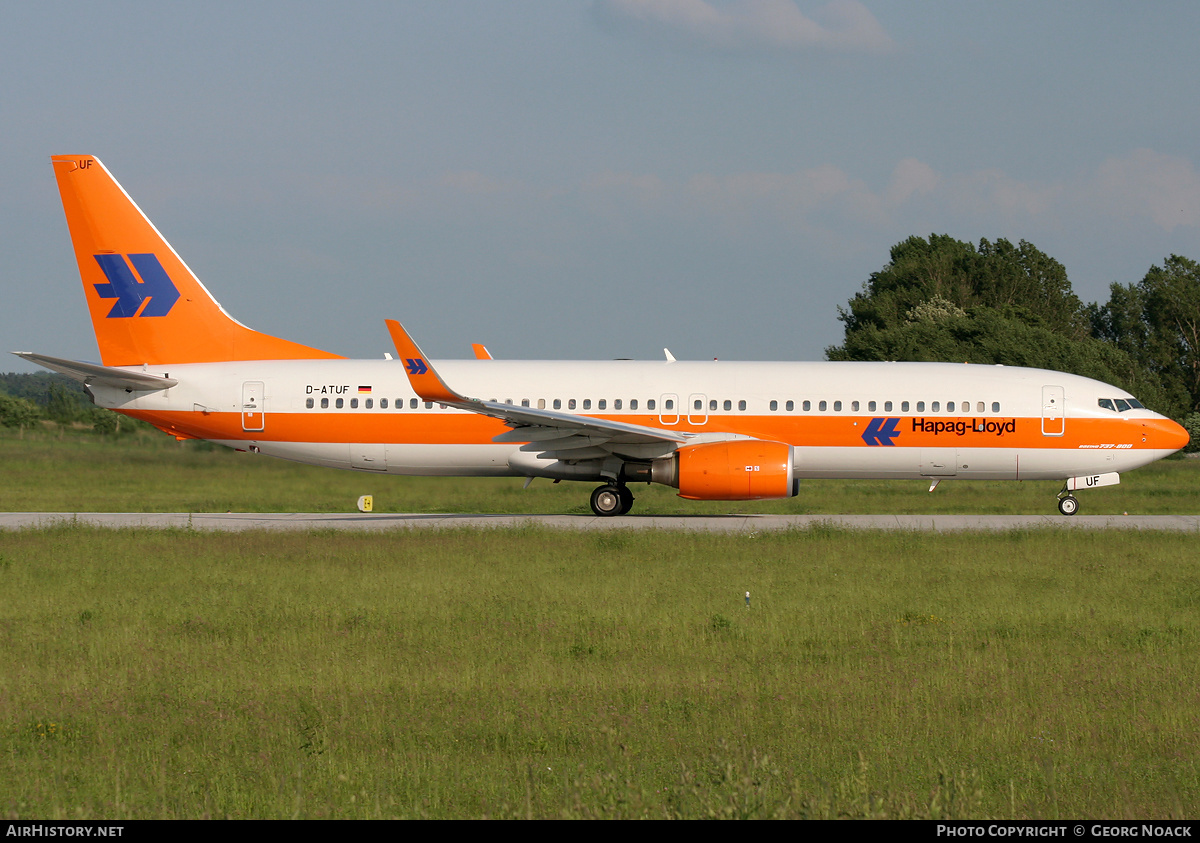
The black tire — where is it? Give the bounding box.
[1057,495,1079,516]
[590,485,623,517]
[617,485,634,515]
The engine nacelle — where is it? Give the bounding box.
[671,440,797,501]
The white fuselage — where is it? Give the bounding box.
[90,358,1184,483]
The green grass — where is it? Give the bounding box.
[1,525,1198,818]
[1,427,1197,515]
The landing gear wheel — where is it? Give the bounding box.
[590,485,623,517]
[617,485,635,515]
[1057,495,1079,516]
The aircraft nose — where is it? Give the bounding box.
[1144,417,1191,452]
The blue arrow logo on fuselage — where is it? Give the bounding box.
[862,417,901,446]
[93,253,180,318]
[405,358,428,376]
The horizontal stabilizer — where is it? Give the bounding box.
[12,352,177,391]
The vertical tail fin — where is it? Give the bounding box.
[51,156,342,366]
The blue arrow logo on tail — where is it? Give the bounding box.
[405,358,428,376]
[93,253,180,318]
[862,417,901,446]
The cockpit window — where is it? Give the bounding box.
[1100,397,1144,412]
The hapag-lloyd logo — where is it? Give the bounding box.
[913,418,1017,437]
[93,253,180,318]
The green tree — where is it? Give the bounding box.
[46,382,81,423]
[830,235,1088,355]
[1089,255,1200,418]
[1141,256,1200,412]
[827,235,1185,416]
[0,393,42,429]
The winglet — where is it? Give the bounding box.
[471,343,493,360]
[385,319,465,405]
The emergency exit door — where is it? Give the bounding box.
[242,381,265,431]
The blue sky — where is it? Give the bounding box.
[4,1,1200,370]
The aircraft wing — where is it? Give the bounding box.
[12,352,178,391]
[385,320,690,456]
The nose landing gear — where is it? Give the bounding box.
[1057,490,1079,516]
[590,484,634,516]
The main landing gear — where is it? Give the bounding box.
[590,483,634,517]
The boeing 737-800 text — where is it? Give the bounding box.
[16,156,1190,516]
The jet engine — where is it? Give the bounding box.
[645,440,797,501]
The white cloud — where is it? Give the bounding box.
[884,158,938,207]
[594,0,895,53]
[320,150,1200,250]
[1090,149,1200,232]
[440,170,517,195]
[581,171,668,205]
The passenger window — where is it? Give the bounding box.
[819,400,827,412]
[569,399,577,410]
[916,401,925,412]
[350,398,358,409]
[901,401,909,412]
[583,399,591,410]
[410,398,418,409]
[663,399,671,410]
[723,400,731,411]
[425,402,433,409]
[931,401,939,412]
[365,399,373,409]
[521,399,530,407]
[786,400,794,411]
[977,402,984,413]
[868,401,876,412]
[884,401,893,412]
[321,398,329,408]
[770,400,778,411]
[538,399,545,409]
[802,400,810,411]
[851,400,860,412]
[306,398,314,409]
[694,399,702,411]
[598,399,606,410]
[991,402,1000,413]
[553,399,561,409]
[947,401,954,412]
[710,399,718,412]
[336,398,344,409]
[630,399,638,410]
[505,398,513,405]
[648,399,656,410]
[381,399,388,409]
[614,399,623,410]
[833,401,842,412]
[738,400,746,411]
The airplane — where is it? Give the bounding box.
[15,155,1190,517]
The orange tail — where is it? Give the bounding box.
[51,155,342,366]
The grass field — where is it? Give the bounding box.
[1,430,1198,818]
[1,525,1198,819]
[1,427,1198,515]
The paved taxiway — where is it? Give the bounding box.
[1,512,1198,532]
